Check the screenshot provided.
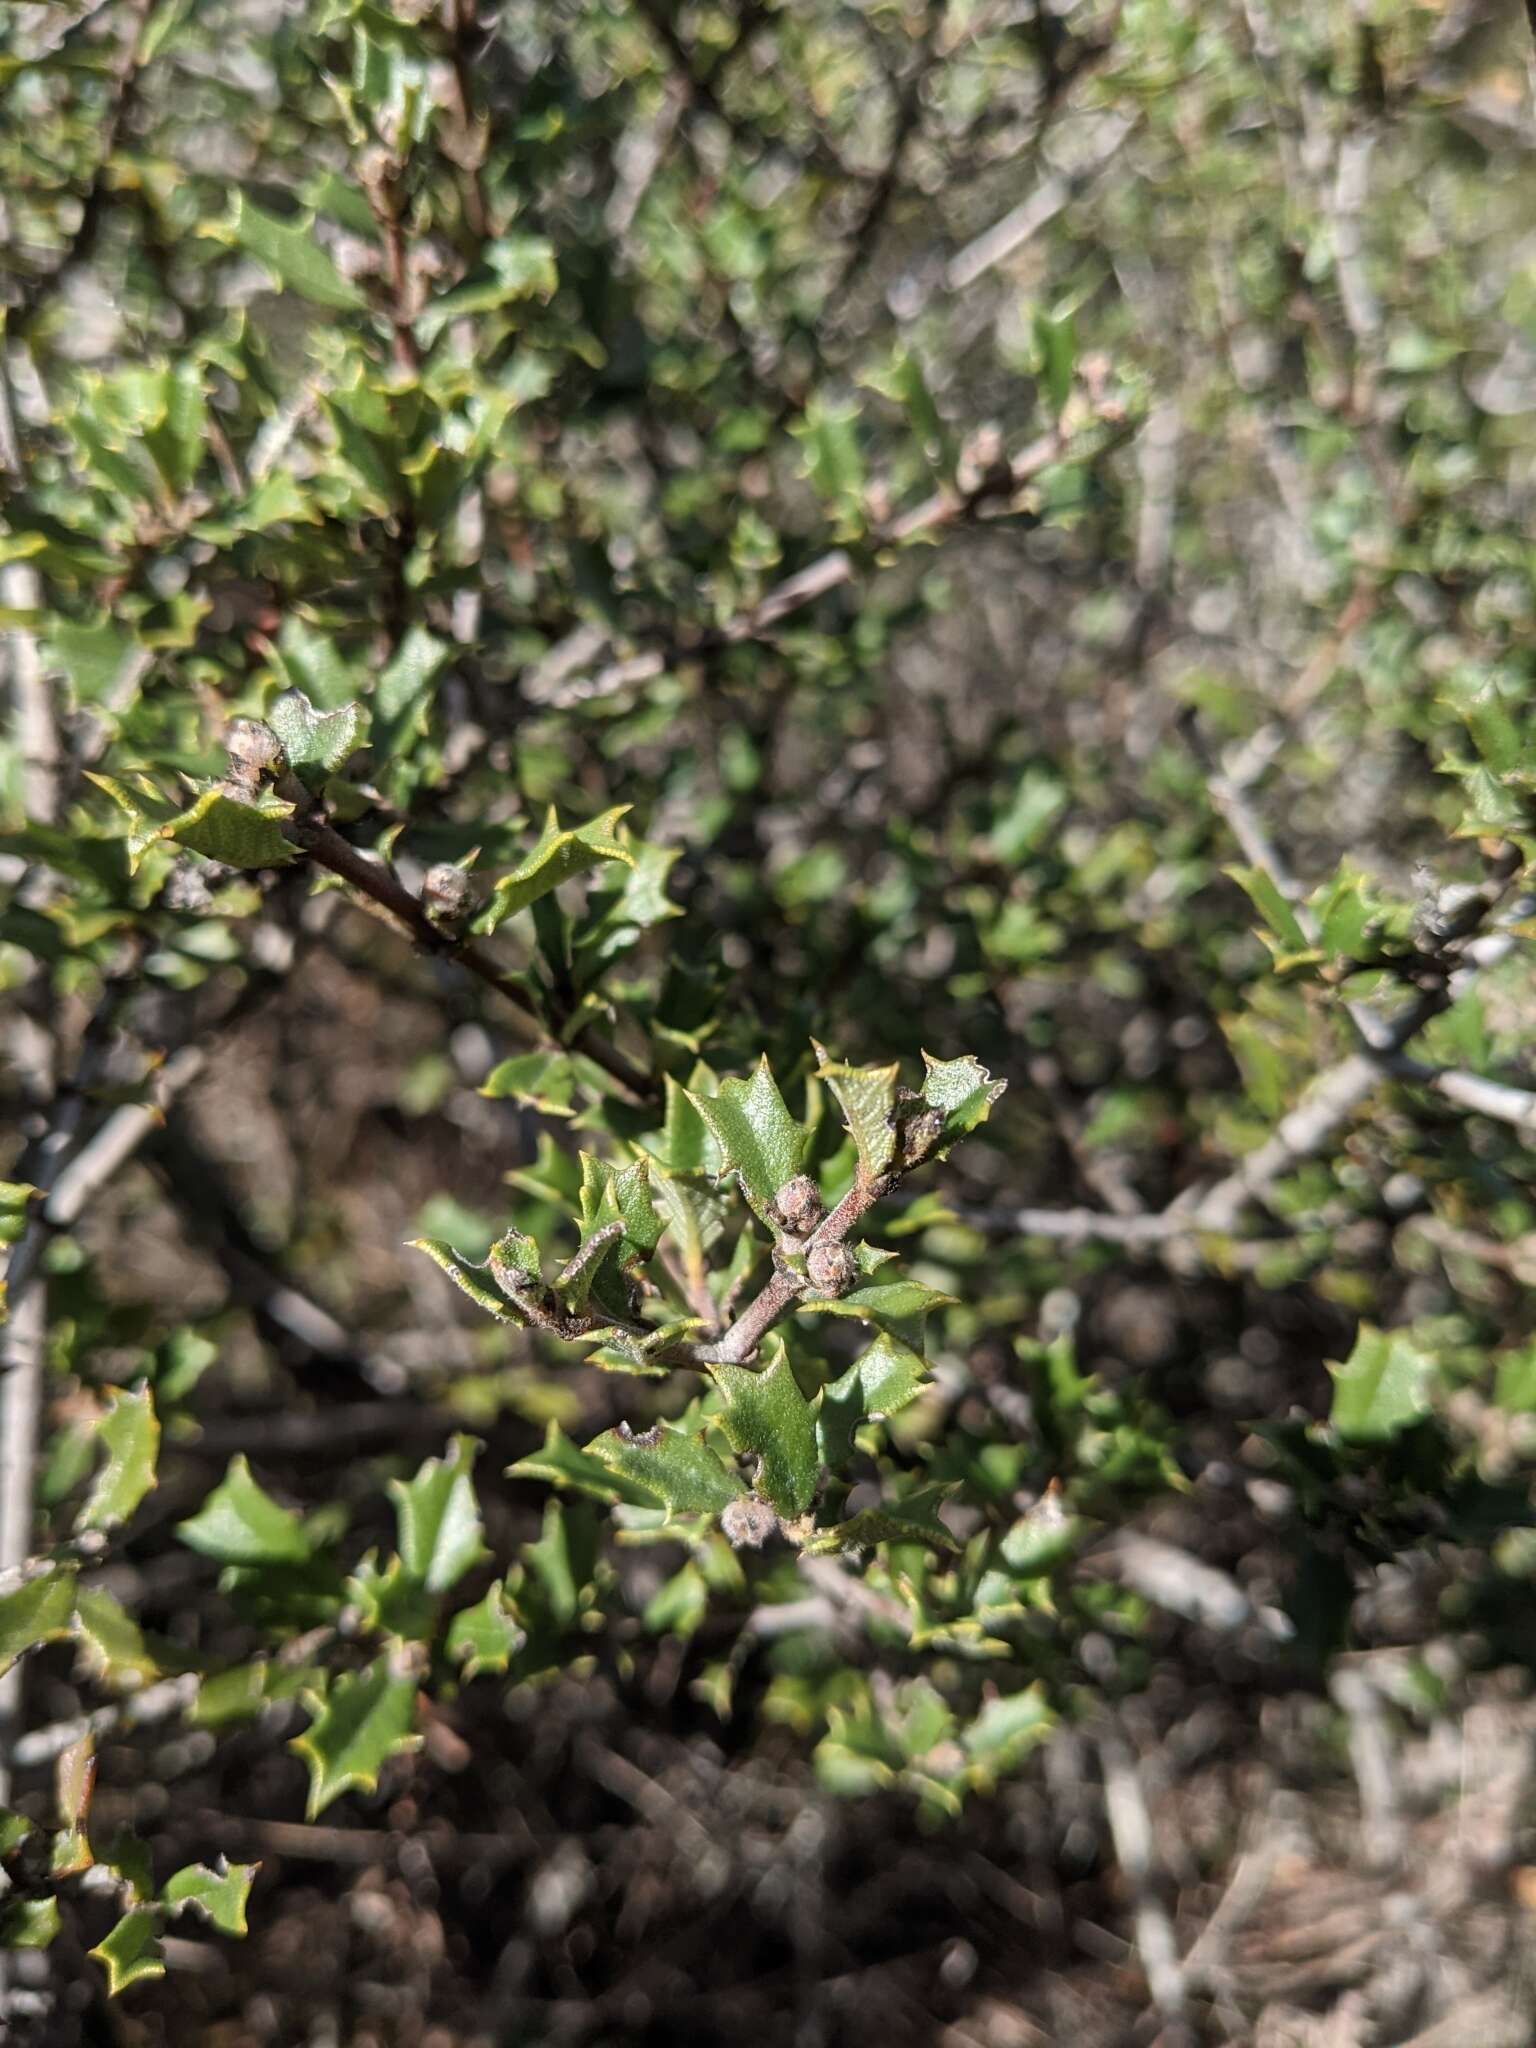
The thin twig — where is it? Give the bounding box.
[288,816,653,1102]
[522,416,1119,709]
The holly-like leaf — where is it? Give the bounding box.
[688,1057,807,1218]
[410,1238,522,1322]
[813,1043,899,1178]
[797,1279,956,1336]
[572,838,683,983]
[77,1384,159,1533]
[0,1568,77,1676]
[1328,1325,1436,1442]
[808,1484,960,1553]
[73,1588,164,1688]
[817,1331,931,1467]
[268,689,368,788]
[291,1658,422,1818]
[0,1897,59,1949]
[347,1553,436,1643]
[445,1581,525,1677]
[223,192,368,311]
[919,1053,1006,1147]
[1226,864,1311,958]
[474,807,634,933]
[176,1456,312,1565]
[480,1050,583,1116]
[510,1421,653,1506]
[165,787,297,870]
[584,1422,746,1516]
[653,1074,722,1176]
[90,1908,165,1995]
[162,1859,258,1937]
[653,1170,727,1304]
[389,1436,488,1595]
[963,1686,1054,1777]
[710,1341,818,1518]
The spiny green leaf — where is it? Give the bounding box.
[162,1859,257,1937]
[1328,1325,1436,1442]
[221,192,368,311]
[808,1484,960,1554]
[268,689,368,788]
[919,1053,1007,1147]
[389,1436,488,1595]
[817,1331,932,1467]
[474,807,634,933]
[410,1238,522,1322]
[166,787,297,870]
[643,1560,708,1638]
[963,1686,1055,1775]
[90,1908,165,1995]
[653,1074,722,1176]
[73,1588,163,1688]
[509,1421,649,1505]
[347,1553,436,1643]
[176,1456,312,1565]
[480,1051,581,1116]
[77,1384,159,1533]
[414,232,558,346]
[291,1659,422,1818]
[445,1581,525,1677]
[0,1568,77,1676]
[710,1340,818,1518]
[584,1422,746,1516]
[813,1043,899,1179]
[797,1279,956,1335]
[688,1057,807,1218]
[0,1896,59,1950]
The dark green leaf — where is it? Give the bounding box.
[176,1457,312,1566]
[710,1341,818,1518]
[291,1659,421,1818]
[77,1384,158,1533]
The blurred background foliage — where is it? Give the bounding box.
[9,0,1536,2042]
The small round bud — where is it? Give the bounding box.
[721,1495,778,1550]
[224,718,284,791]
[771,1174,823,1235]
[806,1241,856,1296]
[422,863,477,925]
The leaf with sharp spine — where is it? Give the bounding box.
[687,1057,806,1218]
[919,1053,1006,1148]
[176,1456,311,1566]
[162,1860,257,1937]
[474,807,634,932]
[77,1384,158,1533]
[0,1568,77,1676]
[291,1658,421,1818]
[584,1423,745,1516]
[268,689,368,788]
[813,1042,899,1178]
[710,1339,817,1518]
[389,1436,488,1595]
[90,1909,164,1995]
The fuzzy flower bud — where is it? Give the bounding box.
[771,1174,823,1235]
[806,1240,856,1296]
[422,863,478,927]
[721,1496,778,1550]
